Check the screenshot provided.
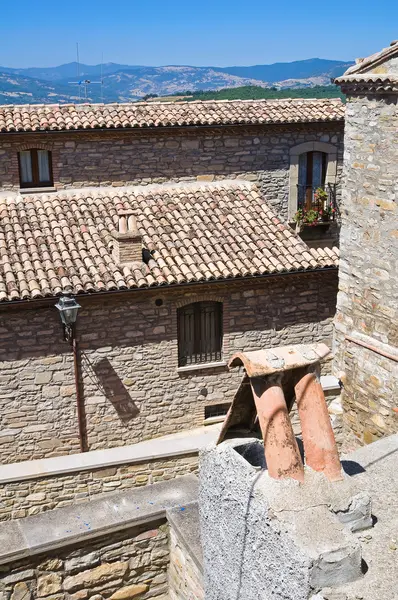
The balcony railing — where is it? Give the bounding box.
[296,183,337,224]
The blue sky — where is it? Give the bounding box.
[1,0,397,68]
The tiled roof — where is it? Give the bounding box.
[0,181,338,302]
[335,40,398,88]
[0,98,345,133]
[334,73,398,93]
[338,40,398,77]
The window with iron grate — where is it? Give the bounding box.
[177,301,223,367]
[205,403,230,420]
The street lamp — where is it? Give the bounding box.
[54,291,86,452]
[55,292,81,342]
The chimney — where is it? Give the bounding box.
[112,211,142,265]
[220,343,343,482]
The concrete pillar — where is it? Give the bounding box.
[295,371,342,482]
[250,377,304,482]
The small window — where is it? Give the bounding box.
[177,301,222,367]
[18,149,53,188]
[298,151,327,211]
[205,403,230,420]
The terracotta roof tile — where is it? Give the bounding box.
[337,40,398,78]
[0,99,345,133]
[0,181,338,302]
[334,41,398,90]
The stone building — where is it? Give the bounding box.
[0,180,338,463]
[0,98,345,246]
[334,41,398,445]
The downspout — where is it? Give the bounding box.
[72,324,87,452]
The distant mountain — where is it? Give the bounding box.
[0,59,353,105]
[0,71,80,104]
[0,62,146,82]
[218,58,352,83]
[94,67,271,101]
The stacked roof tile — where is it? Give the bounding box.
[0,181,338,302]
[0,98,345,133]
[336,40,398,79]
[335,40,398,90]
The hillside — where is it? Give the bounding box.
[217,58,352,85]
[0,58,352,104]
[0,71,80,104]
[175,85,345,102]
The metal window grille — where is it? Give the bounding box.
[297,183,337,217]
[205,403,230,419]
[177,301,222,367]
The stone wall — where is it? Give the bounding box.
[0,455,198,521]
[0,520,169,600]
[0,123,344,221]
[334,94,398,445]
[0,273,338,463]
[168,505,204,600]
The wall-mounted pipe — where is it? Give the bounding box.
[72,326,87,453]
[345,335,398,363]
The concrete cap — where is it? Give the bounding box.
[0,474,198,565]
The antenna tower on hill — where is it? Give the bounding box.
[68,43,104,103]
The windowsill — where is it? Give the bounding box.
[19,187,57,195]
[177,360,228,373]
[288,220,335,228]
[203,415,227,426]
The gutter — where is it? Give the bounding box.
[0,120,345,137]
[0,266,338,311]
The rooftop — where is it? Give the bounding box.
[335,40,398,89]
[0,98,345,133]
[0,180,338,303]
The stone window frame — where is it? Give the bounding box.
[288,141,338,220]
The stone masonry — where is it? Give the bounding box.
[0,520,169,600]
[0,455,198,521]
[0,124,343,222]
[168,504,203,600]
[334,50,398,446]
[0,273,337,464]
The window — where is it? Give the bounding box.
[205,403,230,420]
[298,151,327,211]
[288,142,338,221]
[18,149,53,188]
[177,301,222,367]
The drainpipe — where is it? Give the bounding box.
[72,324,87,453]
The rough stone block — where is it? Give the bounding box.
[109,584,148,599]
[63,562,128,592]
[37,574,62,597]
[64,552,100,574]
[10,583,31,600]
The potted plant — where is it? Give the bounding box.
[293,207,321,230]
[293,208,304,223]
[304,209,319,226]
[314,187,330,222]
